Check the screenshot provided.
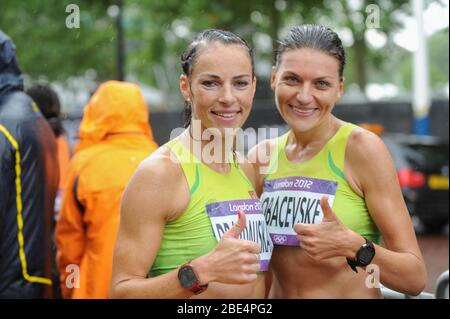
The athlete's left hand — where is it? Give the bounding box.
[294,196,364,261]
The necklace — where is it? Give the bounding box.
[187,125,239,167]
[188,125,203,142]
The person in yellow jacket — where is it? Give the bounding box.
[55,80,158,299]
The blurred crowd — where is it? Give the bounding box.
[0,30,158,298]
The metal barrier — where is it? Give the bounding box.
[381,270,449,299]
[381,287,435,299]
[435,270,449,299]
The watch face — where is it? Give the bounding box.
[178,266,197,288]
[358,246,375,265]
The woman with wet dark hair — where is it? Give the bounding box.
[180,29,255,129]
[249,25,426,298]
[110,29,272,298]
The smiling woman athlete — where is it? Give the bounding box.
[110,29,272,299]
[248,25,426,298]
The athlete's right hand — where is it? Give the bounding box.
[192,210,261,285]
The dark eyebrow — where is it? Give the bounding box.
[281,71,299,77]
[315,76,334,81]
[200,74,221,79]
[199,73,252,80]
[282,71,336,81]
[232,74,252,79]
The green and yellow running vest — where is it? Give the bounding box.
[149,138,257,277]
[261,122,380,244]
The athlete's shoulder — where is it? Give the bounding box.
[348,126,388,155]
[346,126,393,171]
[247,137,279,168]
[122,144,189,220]
[135,144,184,183]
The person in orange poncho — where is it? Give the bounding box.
[55,81,158,299]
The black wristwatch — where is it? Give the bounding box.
[178,261,208,294]
[346,237,376,273]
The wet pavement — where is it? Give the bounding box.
[417,234,449,293]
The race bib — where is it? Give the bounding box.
[205,199,273,271]
[260,176,338,246]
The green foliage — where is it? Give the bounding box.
[0,0,117,81]
[0,0,447,102]
[401,28,449,90]
[428,28,449,86]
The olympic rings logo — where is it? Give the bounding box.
[272,235,287,245]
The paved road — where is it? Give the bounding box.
[417,234,449,293]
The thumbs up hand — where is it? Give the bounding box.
[293,196,361,261]
[192,210,261,286]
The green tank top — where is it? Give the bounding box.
[149,138,257,277]
[262,122,380,244]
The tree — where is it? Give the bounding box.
[401,27,449,91]
[1,0,446,109]
[326,0,411,94]
[0,0,117,81]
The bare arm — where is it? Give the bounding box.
[110,150,262,299]
[110,153,190,298]
[293,129,426,296]
[345,130,427,295]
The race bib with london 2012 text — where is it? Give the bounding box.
[205,199,273,271]
[260,176,338,246]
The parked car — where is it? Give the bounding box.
[382,134,449,233]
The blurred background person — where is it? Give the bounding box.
[26,84,71,299]
[0,30,59,298]
[55,80,158,299]
[26,84,71,219]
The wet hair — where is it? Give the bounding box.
[275,24,346,78]
[180,29,255,128]
[26,84,65,137]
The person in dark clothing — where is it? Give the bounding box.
[0,30,59,298]
[25,84,65,137]
[26,85,71,300]
[26,84,71,217]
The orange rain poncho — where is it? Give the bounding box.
[56,135,71,191]
[55,81,158,299]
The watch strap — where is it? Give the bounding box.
[347,237,374,273]
[179,261,208,294]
